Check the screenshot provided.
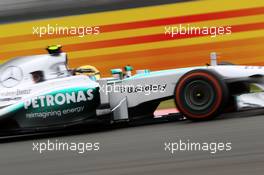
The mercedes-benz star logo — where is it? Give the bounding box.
[0,66,23,88]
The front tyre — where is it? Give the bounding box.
[174,70,229,121]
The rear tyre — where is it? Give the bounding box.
[174,70,229,121]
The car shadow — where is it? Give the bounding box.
[1,109,264,143]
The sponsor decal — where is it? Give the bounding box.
[0,66,23,88]
[24,89,94,109]
[0,89,31,97]
[100,83,167,95]
[25,106,85,119]
[244,66,264,69]
[118,84,167,95]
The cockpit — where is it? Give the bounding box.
[0,45,70,88]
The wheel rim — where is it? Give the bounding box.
[183,80,215,111]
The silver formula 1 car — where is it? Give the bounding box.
[0,45,263,134]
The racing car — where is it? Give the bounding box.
[0,45,263,134]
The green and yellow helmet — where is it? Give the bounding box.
[75,65,101,80]
[46,45,62,54]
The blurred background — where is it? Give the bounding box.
[1,2,264,175]
[0,0,263,76]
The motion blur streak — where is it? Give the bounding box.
[0,0,263,76]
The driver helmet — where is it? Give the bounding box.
[75,65,100,80]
